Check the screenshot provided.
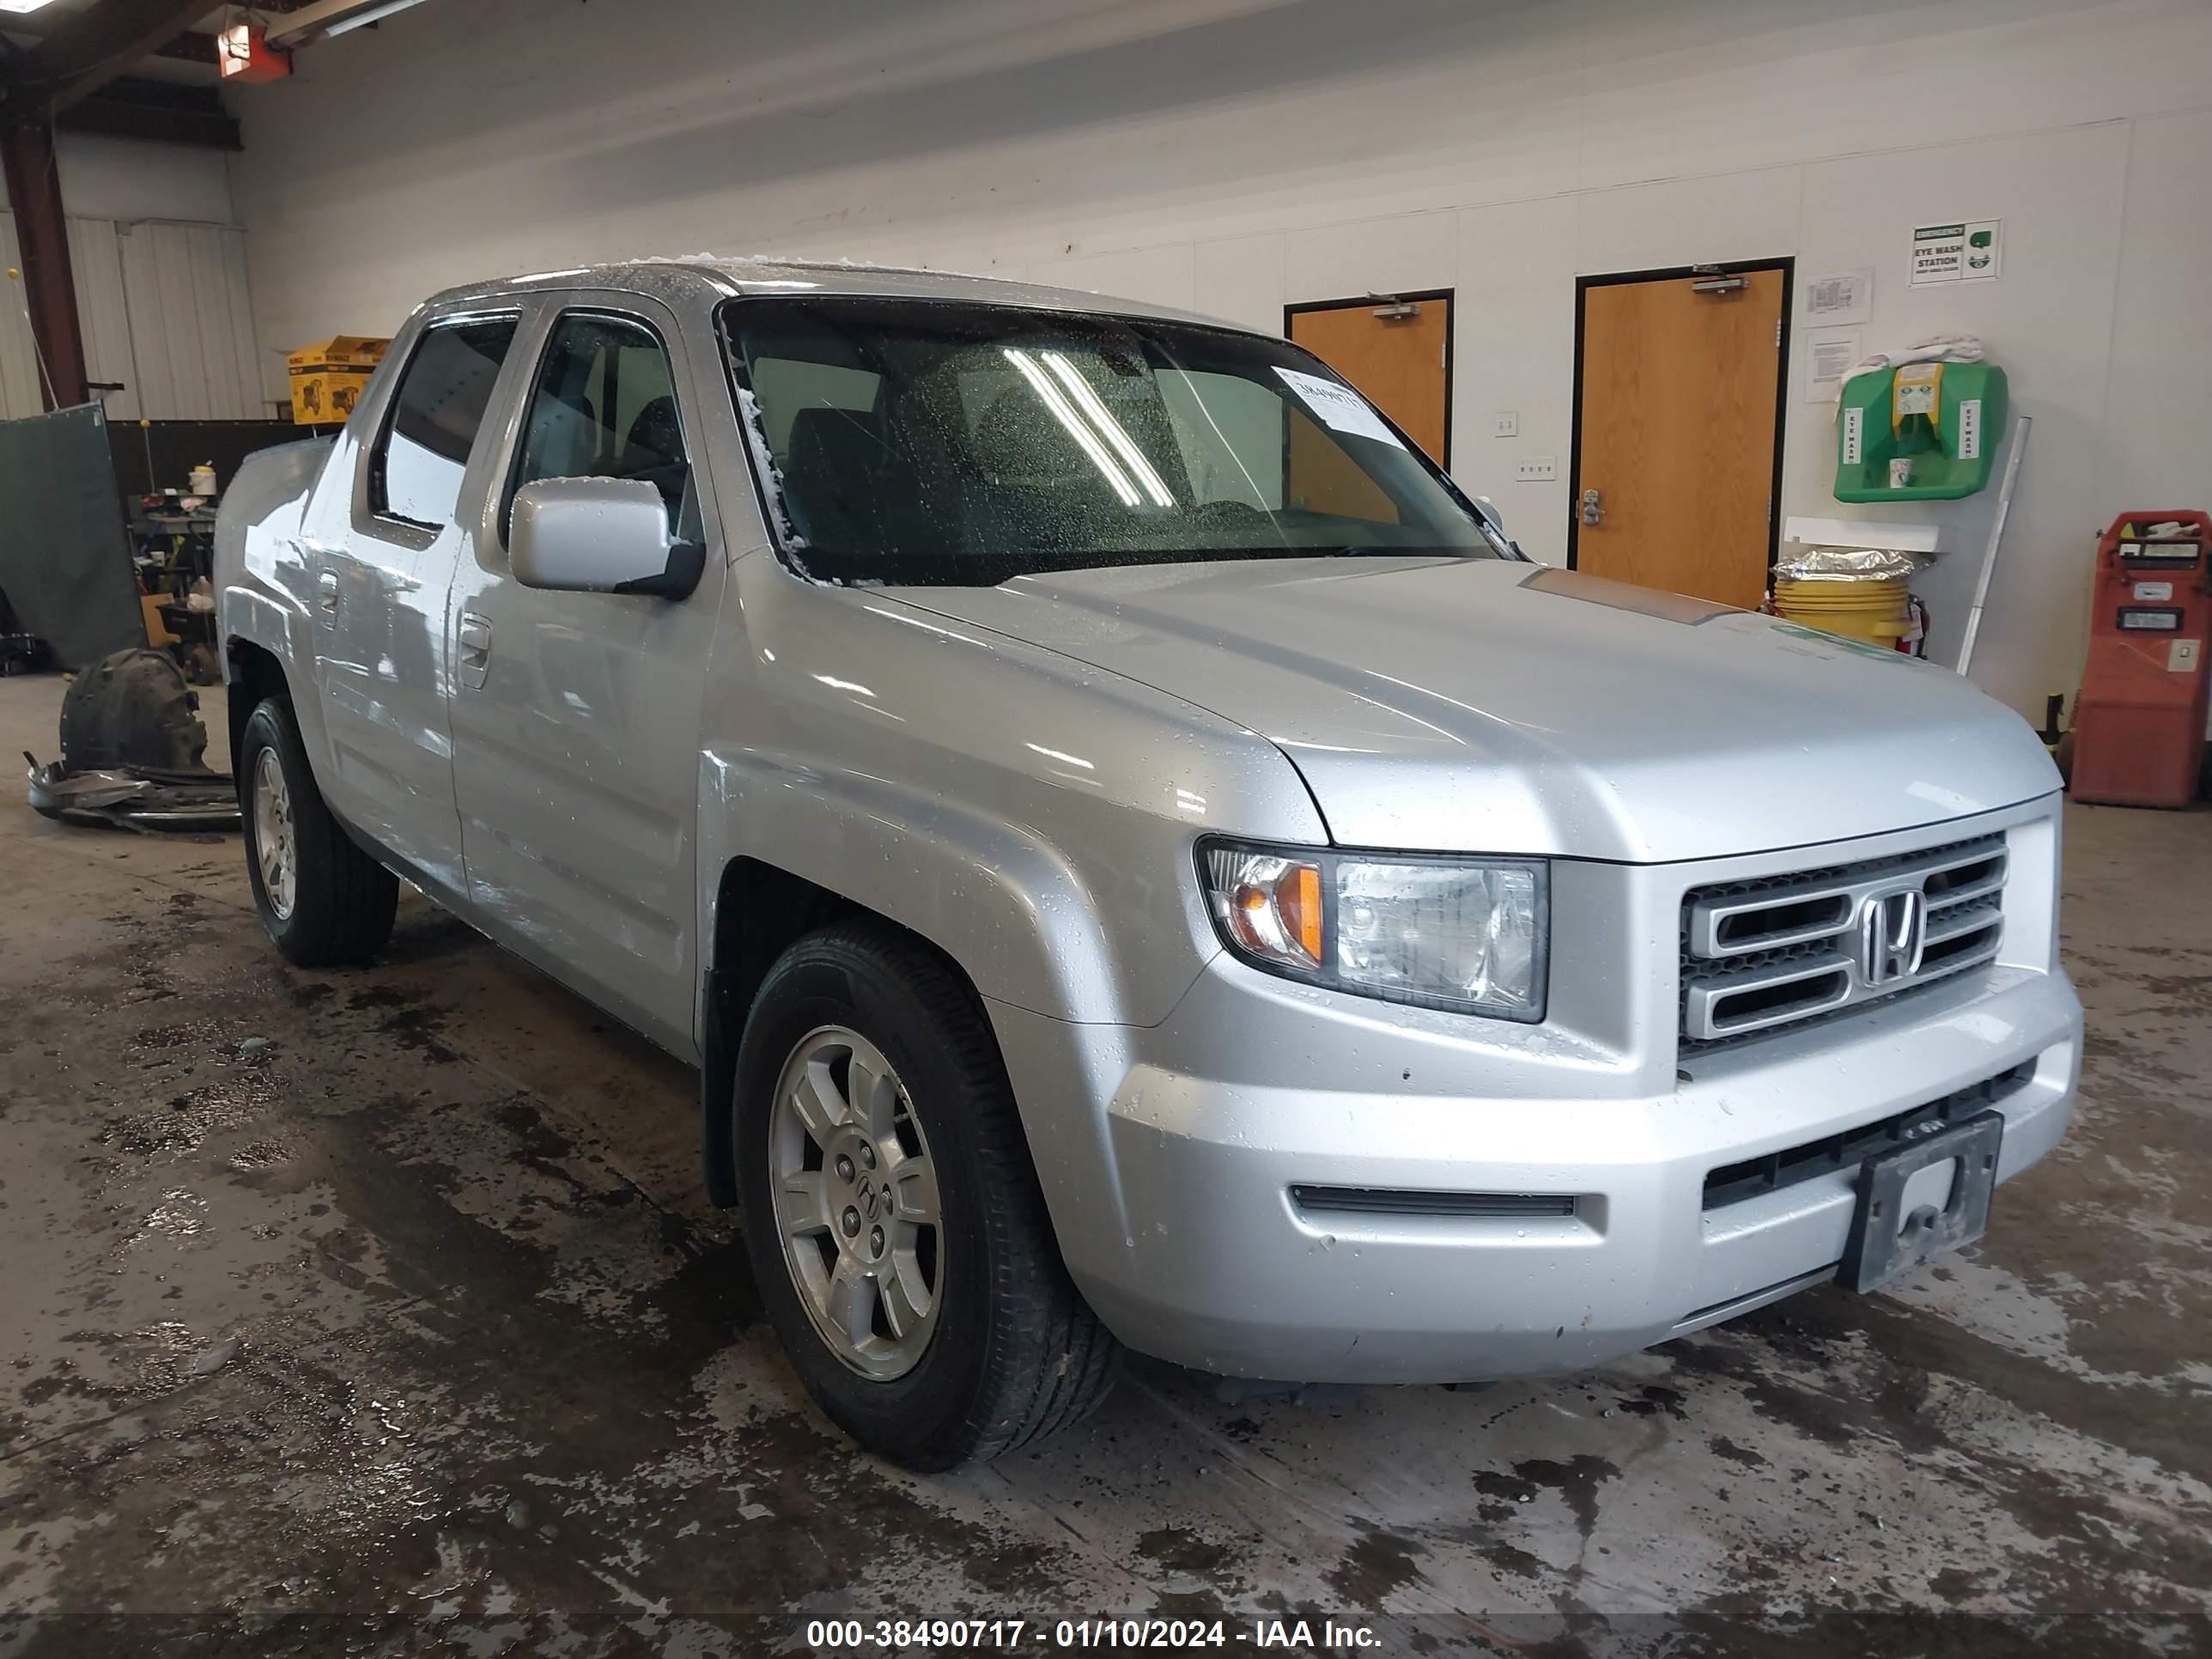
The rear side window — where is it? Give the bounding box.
[371,316,519,528]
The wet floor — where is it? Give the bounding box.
[0,672,2206,1656]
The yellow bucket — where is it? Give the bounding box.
[1772,575,1911,647]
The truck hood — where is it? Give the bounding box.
[884,557,2060,863]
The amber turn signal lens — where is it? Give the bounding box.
[1207,848,1325,970]
[1285,863,1323,962]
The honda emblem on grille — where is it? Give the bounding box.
[1857,884,1929,987]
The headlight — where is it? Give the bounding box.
[1200,842,1548,1021]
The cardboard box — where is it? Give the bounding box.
[288,336,389,425]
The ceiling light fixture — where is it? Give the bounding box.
[265,0,433,50]
[323,0,426,39]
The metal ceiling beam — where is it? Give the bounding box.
[0,20,214,70]
[59,82,240,149]
[7,0,225,112]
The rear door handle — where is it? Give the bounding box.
[1580,487,1605,527]
[316,570,337,613]
[457,612,493,689]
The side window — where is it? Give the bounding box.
[370,316,519,528]
[509,312,690,529]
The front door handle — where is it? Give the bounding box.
[316,570,338,613]
[1580,487,1606,527]
[458,612,493,689]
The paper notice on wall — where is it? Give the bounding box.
[1911,219,2002,284]
[1807,330,1863,401]
[1802,269,1873,326]
[1273,367,1404,447]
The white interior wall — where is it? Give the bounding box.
[227,0,2212,720]
[55,132,237,226]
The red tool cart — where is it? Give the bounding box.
[2069,511,2210,807]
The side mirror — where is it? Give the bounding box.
[1471,493,1525,560]
[509,477,703,599]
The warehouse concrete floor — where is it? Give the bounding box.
[0,670,2206,1656]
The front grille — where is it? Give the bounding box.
[1680,832,2008,1054]
[1702,1060,2034,1210]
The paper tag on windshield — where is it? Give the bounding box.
[1274,368,1404,448]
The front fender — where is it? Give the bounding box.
[698,746,1139,1027]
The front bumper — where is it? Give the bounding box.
[988,799,2081,1383]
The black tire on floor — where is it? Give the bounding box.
[734,921,1119,1469]
[238,696,398,967]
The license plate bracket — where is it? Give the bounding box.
[1839,1109,2005,1293]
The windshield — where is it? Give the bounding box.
[719,295,1505,586]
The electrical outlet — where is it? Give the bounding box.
[1515,457,1558,482]
[1493,410,1520,438]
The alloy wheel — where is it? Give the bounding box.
[769,1026,943,1380]
[252,748,296,921]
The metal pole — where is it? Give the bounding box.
[1955,413,2030,678]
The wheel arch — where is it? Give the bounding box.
[690,750,1173,1260]
[223,635,290,785]
[699,857,1022,1209]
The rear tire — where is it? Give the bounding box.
[239,696,398,966]
[735,921,1118,1468]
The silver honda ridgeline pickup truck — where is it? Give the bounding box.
[217,259,2080,1468]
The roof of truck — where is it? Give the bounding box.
[418,254,1233,331]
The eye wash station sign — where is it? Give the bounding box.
[1911,220,2003,285]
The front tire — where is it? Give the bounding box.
[735,922,1118,1468]
[239,696,398,966]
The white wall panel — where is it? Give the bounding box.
[1285,213,1458,312]
[1574,167,1807,283]
[0,214,45,419]
[1028,243,1198,310]
[1454,196,1579,561]
[219,228,272,418]
[69,217,141,422]
[2103,109,2212,512]
[0,215,262,422]
[117,222,266,421]
[1193,234,1285,333]
[56,132,235,225]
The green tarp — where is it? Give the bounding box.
[0,403,143,672]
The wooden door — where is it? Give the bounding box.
[1573,267,1786,610]
[1287,293,1451,461]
